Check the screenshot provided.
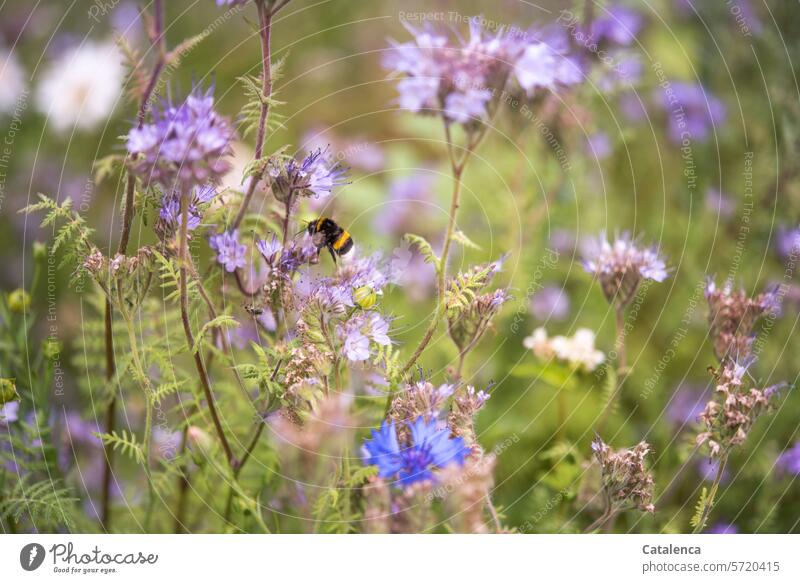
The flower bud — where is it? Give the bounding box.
[0,378,20,405]
[354,285,377,309]
[8,289,31,313]
[33,241,48,261]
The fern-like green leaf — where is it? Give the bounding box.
[94,430,146,465]
[690,487,709,529]
[404,233,440,270]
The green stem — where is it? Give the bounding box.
[692,454,728,534]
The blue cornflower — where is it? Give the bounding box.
[362,418,470,487]
[209,229,247,272]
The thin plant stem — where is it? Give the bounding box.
[692,454,728,534]
[101,0,167,531]
[233,0,274,229]
[178,190,236,467]
[596,305,628,433]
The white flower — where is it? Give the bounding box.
[35,41,124,133]
[0,48,27,115]
[524,326,605,372]
[555,328,605,372]
[523,327,554,360]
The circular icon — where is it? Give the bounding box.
[19,543,46,571]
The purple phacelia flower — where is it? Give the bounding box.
[707,522,739,534]
[776,442,800,476]
[209,229,247,272]
[582,232,668,306]
[530,285,571,321]
[127,85,234,190]
[338,310,391,362]
[776,225,800,261]
[655,81,726,143]
[157,184,218,237]
[0,402,19,426]
[268,146,348,203]
[384,19,525,124]
[362,417,470,487]
[515,40,583,95]
[591,4,644,46]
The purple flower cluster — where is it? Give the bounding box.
[338,311,391,362]
[514,31,583,95]
[776,442,800,476]
[209,229,247,272]
[655,81,727,143]
[362,417,470,487]
[384,19,528,124]
[582,232,668,306]
[157,184,218,237]
[590,4,645,47]
[268,147,348,203]
[127,86,234,190]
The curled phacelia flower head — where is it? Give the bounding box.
[127,86,234,190]
[384,19,526,125]
[388,379,456,429]
[362,417,470,488]
[157,184,218,240]
[705,277,779,361]
[592,436,655,513]
[267,147,348,203]
[696,356,786,459]
[582,232,668,307]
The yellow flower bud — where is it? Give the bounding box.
[0,378,19,405]
[353,286,377,309]
[8,289,31,313]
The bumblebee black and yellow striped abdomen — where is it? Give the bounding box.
[307,217,353,261]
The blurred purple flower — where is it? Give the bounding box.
[530,285,570,321]
[705,188,736,219]
[0,402,19,425]
[515,35,583,95]
[585,132,612,159]
[776,225,800,261]
[776,442,800,476]
[666,383,709,427]
[385,19,525,123]
[707,522,739,534]
[591,4,644,46]
[373,174,437,237]
[696,458,730,484]
[209,230,247,272]
[655,82,726,143]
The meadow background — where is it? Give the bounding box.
[0,0,798,533]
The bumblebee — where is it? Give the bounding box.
[307,217,353,263]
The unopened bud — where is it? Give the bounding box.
[0,378,20,405]
[8,289,31,313]
[354,285,377,309]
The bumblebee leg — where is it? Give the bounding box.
[327,245,338,264]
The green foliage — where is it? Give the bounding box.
[21,194,94,287]
[404,233,440,270]
[690,487,709,530]
[0,477,79,531]
[94,430,146,465]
